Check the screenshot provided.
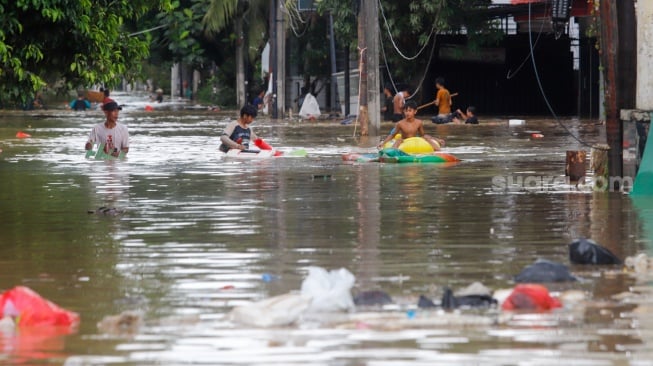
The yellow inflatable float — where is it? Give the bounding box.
[383,136,437,154]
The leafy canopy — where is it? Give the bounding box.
[0,0,173,105]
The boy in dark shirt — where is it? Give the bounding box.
[453,106,479,124]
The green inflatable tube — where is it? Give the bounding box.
[378,148,459,164]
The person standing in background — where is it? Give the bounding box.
[252,90,265,110]
[392,87,410,123]
[381,85,394,121]
[70,91,91,111]
[432,77,452,124]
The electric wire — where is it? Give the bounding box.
[128,24,167,37]
[506,3,548,79]
[404,36,438,100]
[380,27,437,101]
[380,33,399,94]
[527,3,599,150]
[378,0,435,61]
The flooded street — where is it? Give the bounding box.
[1,96,653,365]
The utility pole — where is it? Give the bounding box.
[357,5,368,135]
[329,13,338,115]
[344,47,350,116]
[269,0,278,118]
[235,16,245,108]
[597,0,637,188]
[275,0,286,118]
[357,0,380,137]
[599,0,622,186]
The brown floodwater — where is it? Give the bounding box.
[1,95,653,365]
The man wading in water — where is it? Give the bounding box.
[85,100,129,157]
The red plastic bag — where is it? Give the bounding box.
[501,284,562,311]
[0,286,79,328]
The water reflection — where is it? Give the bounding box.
[1,108,652,365]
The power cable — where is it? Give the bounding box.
[507,3,548,79]
[380,34,399,94]
[128,24,167,37]
[378,0,435,61]
[404,37,438,100]
[527,3,600,150]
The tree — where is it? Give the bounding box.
[203,0,269,107]
[155,0,209,67]
[0,0,173,105]
[288,13,331,98]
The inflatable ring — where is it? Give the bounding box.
[383,133,402,149]
[398,137,434,154]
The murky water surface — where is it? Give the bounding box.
[1,95,653,365]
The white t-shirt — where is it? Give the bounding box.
[87,122,129,152]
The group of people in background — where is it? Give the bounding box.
[382,77,478,125]
[377,76,479,152]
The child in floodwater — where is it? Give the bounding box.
[219,105,261,152]
[453,106,479,124]
[377,100,444,151]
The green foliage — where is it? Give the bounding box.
[203,0,240,34]
[287,13,331,96]
[0,0,173,106]
[195,75,235,108]
[156,0,209,66]
[203,0,269,61]
[212,58,238,108]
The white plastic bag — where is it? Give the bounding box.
[229,293,311,327]
[300,267,355,312]
[298,93,321,119]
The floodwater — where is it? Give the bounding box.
[1,94,653,365]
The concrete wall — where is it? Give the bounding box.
[637,1,653,110]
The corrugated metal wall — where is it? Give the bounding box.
[412,34,598,117]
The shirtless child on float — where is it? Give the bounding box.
[377,100,444,151]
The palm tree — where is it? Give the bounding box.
[203,0,268,108]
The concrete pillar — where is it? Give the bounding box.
[235,16,246,108]
[171,63,180,99]
[365,0,380,137]
[275,1,286,118]
[193,69,201,101]
[637,1,653,109]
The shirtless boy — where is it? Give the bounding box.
[377,100,444,151]
[391,88,410,122]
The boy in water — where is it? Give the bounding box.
[453,106,479,124]
[219,105,261,152]
[377,100,444,151]
[85,101,129,157]
[391,87,410,122]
